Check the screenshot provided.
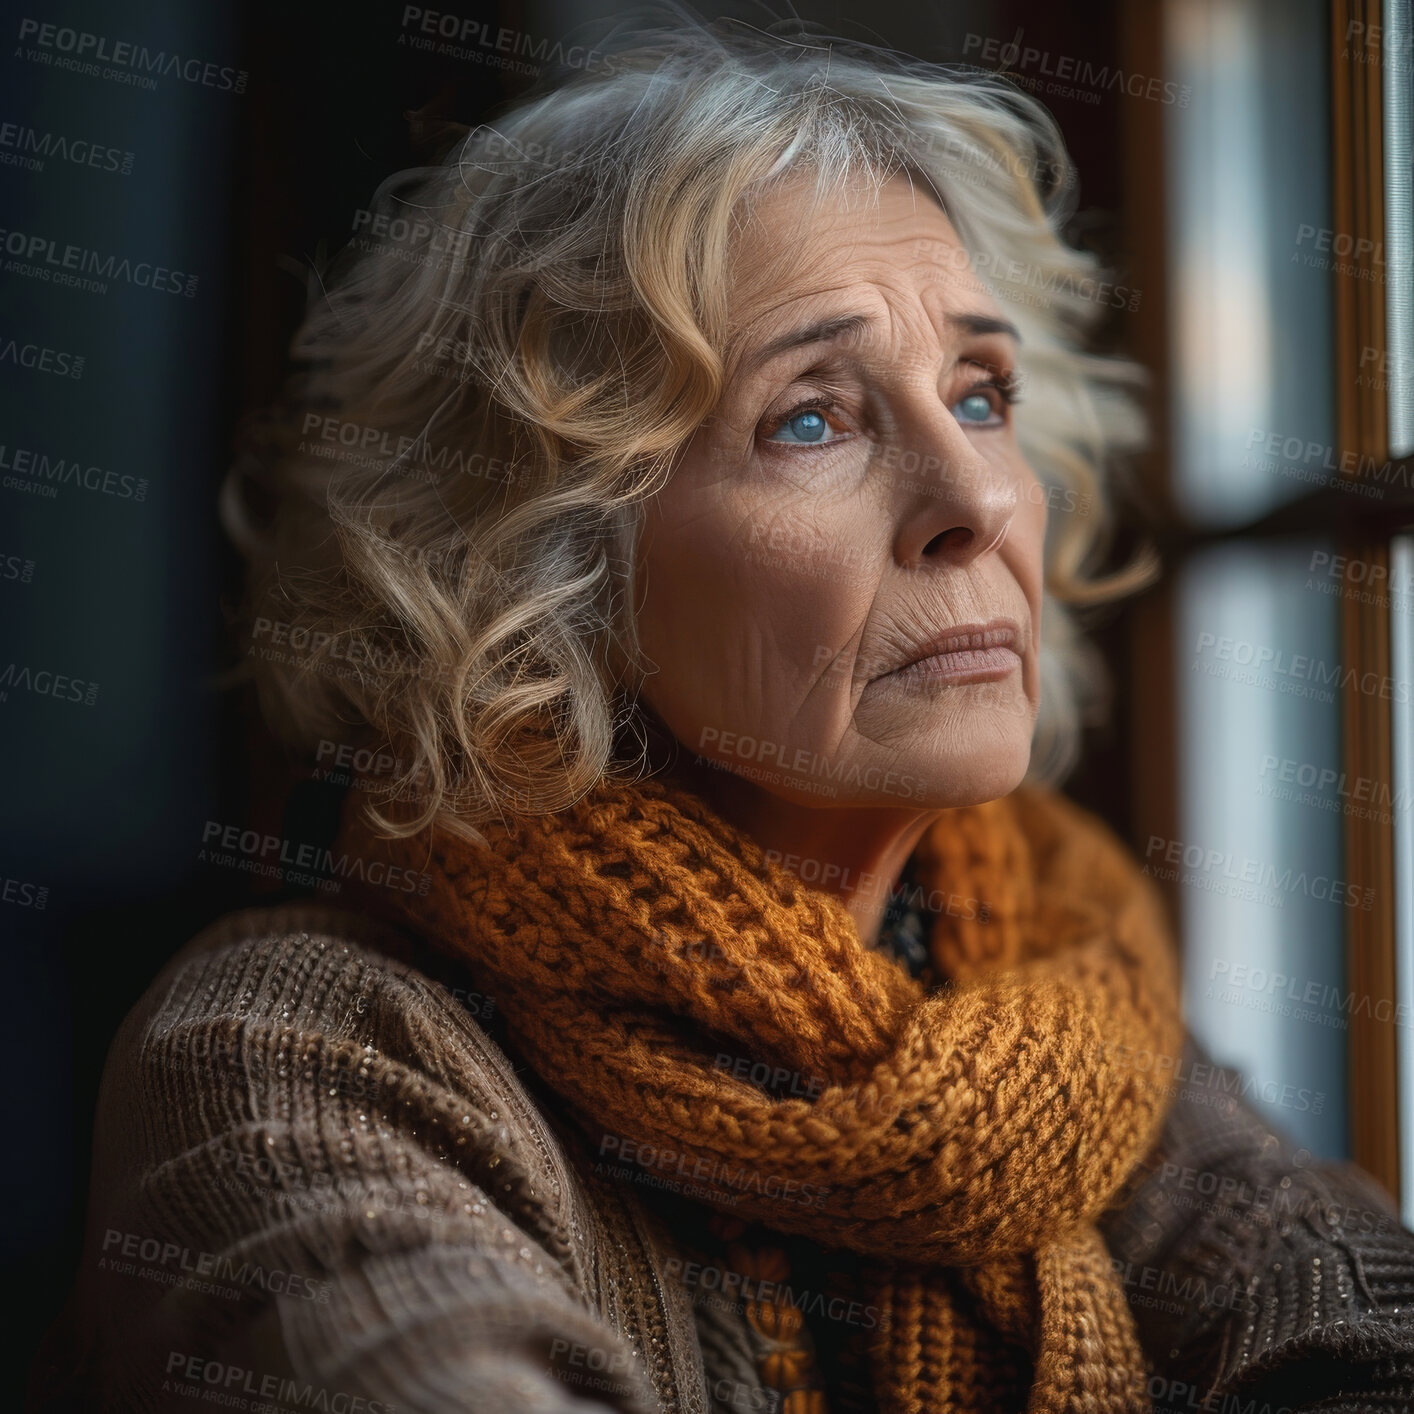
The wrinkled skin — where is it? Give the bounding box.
[634,171,1047,942]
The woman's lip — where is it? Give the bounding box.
[871,618,1022,684]
[883,644,1022,686]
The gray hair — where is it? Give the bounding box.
[223,13,1152,841]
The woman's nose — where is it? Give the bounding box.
[887,421,1019,569]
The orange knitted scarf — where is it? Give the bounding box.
[337,776,1184,1413]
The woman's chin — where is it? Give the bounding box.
[906,742,1035,810]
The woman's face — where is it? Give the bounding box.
[634,171,1046,811]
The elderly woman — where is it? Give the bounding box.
[32,18,1414,1414]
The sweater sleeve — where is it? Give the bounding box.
[1098,1031,1414,1412]
[29,906,668,1414]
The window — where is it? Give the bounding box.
[1125,0,1414,1214]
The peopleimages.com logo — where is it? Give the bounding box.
[199,820,432,895]
[15,19,248,92]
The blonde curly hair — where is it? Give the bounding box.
[223,13,1152,843]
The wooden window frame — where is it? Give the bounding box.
[1333,0,1413,1198]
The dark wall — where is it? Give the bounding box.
[1,0,522,1364]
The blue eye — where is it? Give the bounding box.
[954,392,997,424]
[767,407,837,444]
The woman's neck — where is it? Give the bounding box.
[661,756,941,947]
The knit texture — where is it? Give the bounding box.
[336,777,1187,1412]
[30,903,1414,1412]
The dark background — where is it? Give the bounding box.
[1,0,1154,1369]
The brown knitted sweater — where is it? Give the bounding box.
[29,899,1414,1413]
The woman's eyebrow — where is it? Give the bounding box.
[947,312,1022,344]
[740,308,1022,376]
[741,312,874,374]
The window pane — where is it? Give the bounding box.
[1174,538,1347,1156]
[1165,0,1334,525]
